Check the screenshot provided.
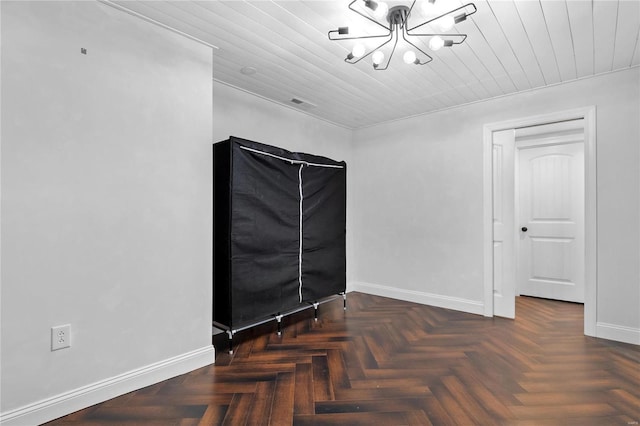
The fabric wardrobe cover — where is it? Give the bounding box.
[213,136,346,329]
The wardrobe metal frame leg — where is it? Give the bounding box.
[275,313,283,336]
[341,292,347,311]
[226,330,234,355]
[313,302,320,321]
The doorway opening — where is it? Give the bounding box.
[482,107,597,337]
[515,121,585,303]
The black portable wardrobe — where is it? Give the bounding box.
[213,137,346,352]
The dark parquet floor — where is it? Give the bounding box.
[46,292,639,425]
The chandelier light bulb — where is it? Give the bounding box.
[374,1,389,19]
[403,50,417,64]
[429,35,445,51]
[372,50,385,65]
[352,43,366,58]
[438,15,455,31]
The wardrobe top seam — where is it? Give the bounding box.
[239,146,345,169]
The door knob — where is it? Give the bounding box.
[521,227,528,232]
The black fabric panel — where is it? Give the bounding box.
[300,165,347,302]
[212,140,231,326]
[230,143,300,325]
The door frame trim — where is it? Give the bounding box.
[482,106,597,337]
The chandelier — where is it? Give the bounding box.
[328,0,477,70]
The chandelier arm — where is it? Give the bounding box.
[402,0,418,30]
[328,30,391,41]
[401,29,433,64]
[345,33,394,65]
[407,3,477,33]
[374,26,399,71]
[404,32,468,44]
[347,0,392,32]
[451,34,468,45]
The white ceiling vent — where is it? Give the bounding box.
[289,97,317,110]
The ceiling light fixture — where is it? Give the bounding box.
[328,0,476,70]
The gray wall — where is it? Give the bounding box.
[212,81,352,161]
[1,0,213,417]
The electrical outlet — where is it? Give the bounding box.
[51,324,71,351]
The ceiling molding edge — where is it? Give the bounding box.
[212,78,354,131]
[98,0,219,50]
[354,65,640,131]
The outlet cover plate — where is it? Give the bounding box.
[51,324,71,351]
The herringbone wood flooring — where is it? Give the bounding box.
[47,292,639,425]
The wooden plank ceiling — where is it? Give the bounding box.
[110,0,640,129]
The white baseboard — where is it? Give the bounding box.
[0,345,215,426]
[596,322,640,345]
[348,281,484,316]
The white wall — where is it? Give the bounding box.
[351,68,640,338]
[213,81,352,163]
[1,2,214,424]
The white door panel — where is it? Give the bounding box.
[531,237,574,281]
[492,130,515,318]
[517,140,585,303]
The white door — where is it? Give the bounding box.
[492,130,515,318]
[516,122,585,303]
